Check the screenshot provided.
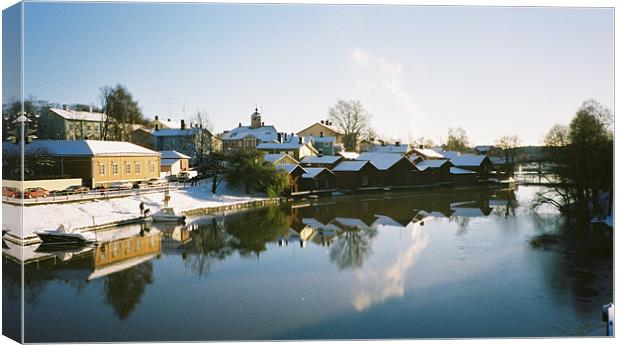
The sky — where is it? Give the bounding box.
[8,2,615,146]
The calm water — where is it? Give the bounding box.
[3,186,613,342]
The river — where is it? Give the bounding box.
[2,185,613,341]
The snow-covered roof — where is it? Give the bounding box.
[475,145,494,152]
[332,160,371,172]
[263,153,298,164]
[302,167,334,179]
[338,151,360,160]
[160,150,191,159]
[450,207,485,217]
[408,155,420,162]
[151,128,201,137]
[368,144,409,154]
[450,167,476,175]
[155,119,181,129]
[450,154,488,167]
[49,108,107,122]
[489,156,514,165]
[357,152,410,170]
[301,155,341,165]
[276,164,306,175]
[161,158,181,166]
[302,218,340,231]
[411,148,445,159]
[439,151,461,160]
[297,122,343,135]
[14,140,160,157]
[415,159,450,171]
[222,125,279,142]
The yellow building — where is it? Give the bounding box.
[21,140,161,188]
[296,120,344,144]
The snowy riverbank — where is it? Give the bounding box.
[2,180,270,239]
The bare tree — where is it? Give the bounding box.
[495,135,520,177]
[188,110,214,167]
[328,100,374,152]
[544,124,570,147]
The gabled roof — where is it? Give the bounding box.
[154,119,181,129]
[10,140,160,157]
[450,154,489,167]
[222,125,279,142]
[276,164,307,175]
[161,158,181,166]
[410,148,444,159]
[357,152,413,170]
[264,153,298,164]
[368,144,409,154]
[301,155,341,165]
[302,218,340,231]
[333,217,369,229]
[332,160,372,172]
[415,159,451,171]
[450,167,476,175]
[439,151,461,160]
[302,167,334,179]
[297,122,343,136]
[338,151,360,160]
[160,150,191,159]
[49,108,107,122]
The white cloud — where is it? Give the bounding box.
[350,49,427,141]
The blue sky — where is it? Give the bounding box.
[13,2,614,145]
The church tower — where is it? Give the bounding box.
[250,107,261,129]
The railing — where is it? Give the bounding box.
[3,181,193,205]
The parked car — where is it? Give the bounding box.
[109,181,133,190]
[147,178,167,187]
[23,187,49,199]
[177,172,190,182]
[2,187,19,198]
[50,190,68,196]
[65,185,90,194]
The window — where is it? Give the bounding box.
[112,243,120,257]
[126,239,132,252]
[164,144,171,150]
[125,162,131,174]
[361,175,369,186]
[112,162,119,175]
[136,238,142,250]
[86,124,91,131]
[135,162,141,174]
[150,162,155,173]
[98,162,105,176]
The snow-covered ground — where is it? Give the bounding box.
[2,180,268,238]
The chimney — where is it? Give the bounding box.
[168,118,171,122]
[381,140,386,146]
[320,120,324,124]
[155,115,159,121]
[181,119,186,130]
[239,122,242,127]
[419,144,424,149]
[320,131,323,137]
[261,122,264,126]
[199,124,203,129]
[395,141,400,146]
[63,104,68,110]
[298,137,302,144]
[284,133,288,141]
[89,105,93,113]
[155,124,159,131]
[277,133,282,142]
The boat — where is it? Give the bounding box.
[151,207,186,223]
[35,225,97,245]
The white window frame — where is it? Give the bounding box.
[99,162,105,176]
[135,162,141,174]
[112,162,119,175]
[125,162,131,174]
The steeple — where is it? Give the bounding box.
[250,107,261,129]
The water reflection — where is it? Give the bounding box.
[3,186,612,340]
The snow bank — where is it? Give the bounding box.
[2,180,268,238]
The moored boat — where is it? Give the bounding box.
[35,225,97,245]
[152,207,186,223]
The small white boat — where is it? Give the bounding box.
[35,225,97,245]
[151,207,186,223]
